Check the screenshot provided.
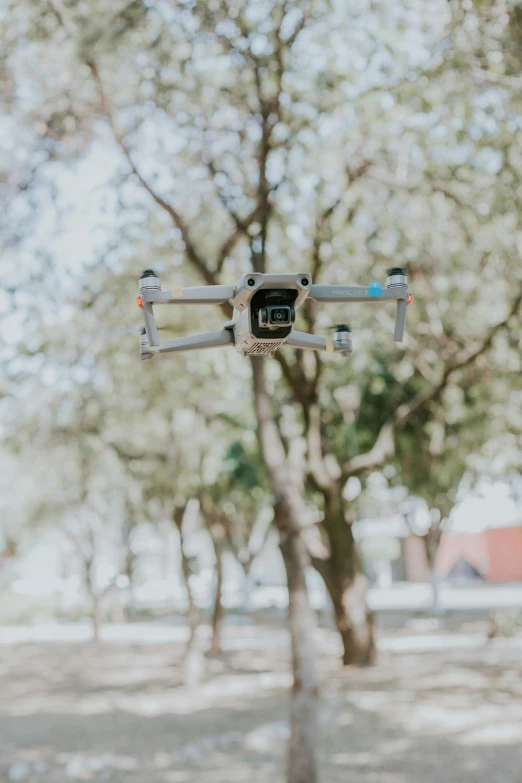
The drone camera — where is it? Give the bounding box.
[251,288,297,337]
[258,305,293,329]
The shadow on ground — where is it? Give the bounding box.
[1,622,521,783]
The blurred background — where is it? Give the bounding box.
[1,0,522,782]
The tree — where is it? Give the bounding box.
[60,0,522,671]
[210,438,273,609]
[4,1,522,781]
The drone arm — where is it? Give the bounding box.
[309,285,407,303]
[141,302,160,347]
[157,328,234,355]
[139,285,234,346]
[310,283,410,343]
[285,331,328,352]
[394,299,408,342]
[141,285,234,305]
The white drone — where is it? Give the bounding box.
[137,269,411,360]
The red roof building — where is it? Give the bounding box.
[436,526,522,583]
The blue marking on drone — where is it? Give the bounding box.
[368,280,383,297]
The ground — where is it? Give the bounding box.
[1,620,522,783]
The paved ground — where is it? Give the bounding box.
[1,622,522,783]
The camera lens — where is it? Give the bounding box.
[269,307,290,324]
[257,298,294,330]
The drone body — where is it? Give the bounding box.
[137,269,411,361]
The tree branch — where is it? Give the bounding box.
[342,283,522,479]
[272,351,309,408]
[108,441,169,465]
[307,403,334,492]
[471,68,522,90]
[278,163,370,414]
[204,156,254,233]
[250,356,288,476]
[87,61,233,319]
[215,227,243,275]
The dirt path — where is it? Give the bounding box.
[1,623,521,782]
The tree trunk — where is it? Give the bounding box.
[91,593,101,643]
[174,504,200,647]
[316,487,376,666]
[124,548,136,619]
[251,357,319,783]
[210,538,224,654]
[181,551,200,649]
[242,562,254,612]
[279,525,319,783]
[85,557,101,644]
[425,520,444,617]
[324,571,375,666]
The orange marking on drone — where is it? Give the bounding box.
[137,296,143,308]
[408,294,412,304]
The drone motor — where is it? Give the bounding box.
[332,324,353,358]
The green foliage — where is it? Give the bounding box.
[222,440,264,492]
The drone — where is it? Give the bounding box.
[137,269,411,361]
